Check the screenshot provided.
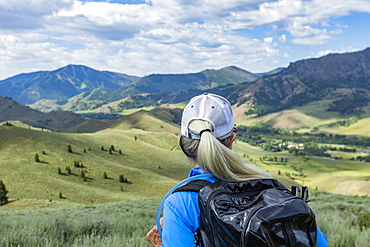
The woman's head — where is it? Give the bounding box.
[180,93,271,181]
[181,93,234,140]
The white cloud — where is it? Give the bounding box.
[316,46,360,57]
[1,0,370,79]
[0,0,74,29]
[278,34,287,43]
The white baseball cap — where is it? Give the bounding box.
[181,93,235,139]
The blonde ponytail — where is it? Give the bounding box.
[183,120,271,182]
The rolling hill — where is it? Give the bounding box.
[0,96,118,132]
[1,108,369,206]
[0,125,189,204]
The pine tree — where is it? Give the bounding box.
[68,145,72,153]
[0,180,9,205]
[101,146,105,151]
[111,145,115,151]
[103,171,108,179]
[59,192,63,199]
[119,174,124,183]
[58,167,62,175]
[119,149,122,155]
[35,153,40,162]
[81,170,86,181]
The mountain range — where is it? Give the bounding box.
[102,47,370,118]
[1,47,370,133]
[0,64,272,107]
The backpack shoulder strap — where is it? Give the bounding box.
[156,173,216,238]
[174,180,212,193]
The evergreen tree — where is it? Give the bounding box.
[119,174,124,183]
[67,145,73,153]
[103,171,108,179]
[111,145,115,151]
[0,180,9,205]
[74,161,79,167]
[119,149,122,155]
[58,167,62,175]
[101,146,105,151]
[109,148,112,154]
[35,153,40,162]
[59,192,63,199]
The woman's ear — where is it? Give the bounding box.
[225,132,237,149]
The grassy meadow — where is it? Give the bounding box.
[1,106,370,246]
[0,192,369,247]
[234,99,370,137]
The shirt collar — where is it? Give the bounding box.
[188,166,210,177]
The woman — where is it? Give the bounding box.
[147,93,328,247]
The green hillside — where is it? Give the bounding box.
[0,125,190,204]
[234,99,370,137]
[1,116,369,207]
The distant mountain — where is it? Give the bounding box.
[0,96,116,132]
[117,65,259,98]
[0,65,139,105]
[87,66,258,101]
[32,66,261,112]
[255,67,285,77]
[240,47,370,115]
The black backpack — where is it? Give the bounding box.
[175,178,317,247]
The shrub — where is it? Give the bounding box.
[35,153,40,162]
[0,180,8,205]
[357,211,370,230]
[119,174,124,183]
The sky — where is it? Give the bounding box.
[0,0,370,80]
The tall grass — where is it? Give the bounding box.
[310,192,370,247]
[1,192,369,247]
[0,197,161,247]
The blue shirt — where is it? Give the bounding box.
[161,167,328,246]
